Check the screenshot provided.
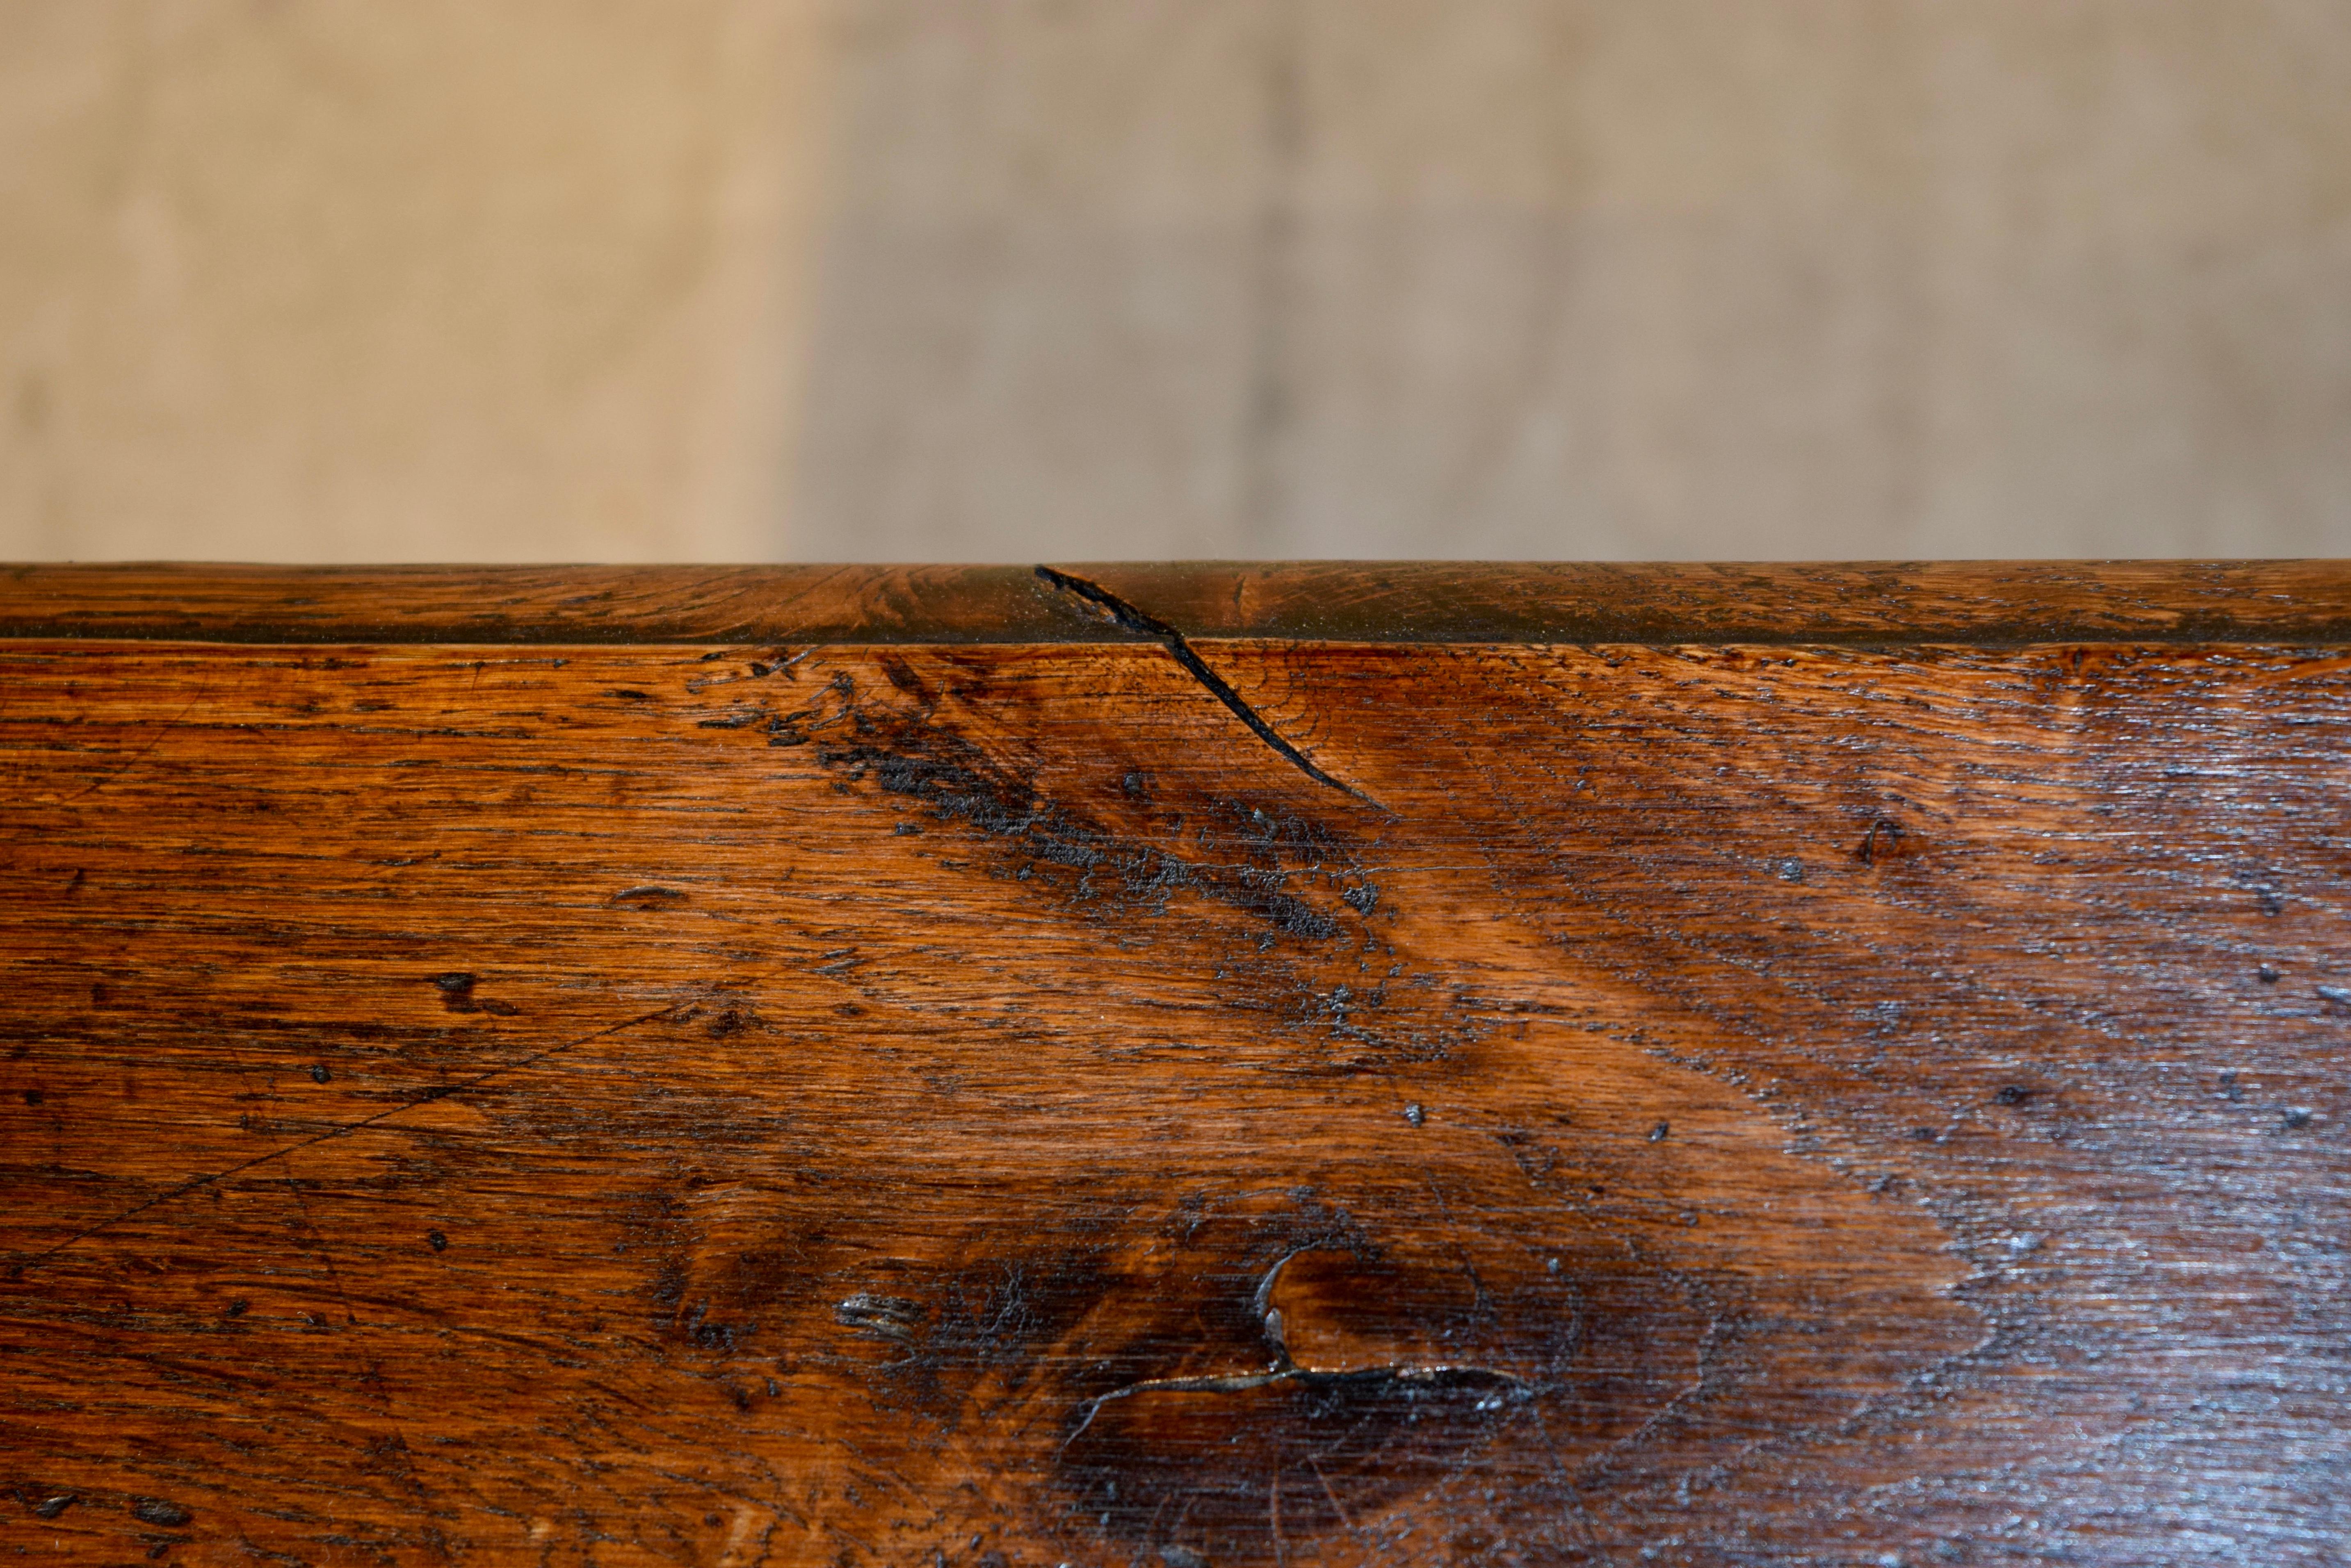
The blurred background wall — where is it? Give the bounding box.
[4,0,2348,562]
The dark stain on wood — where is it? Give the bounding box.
[1,564,2346,1564]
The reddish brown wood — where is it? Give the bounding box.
[6,559,2350,644]
[0,564,1136,645]
[1064,558,2351,644]
[2,564,2346,1565]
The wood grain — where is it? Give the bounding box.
[7,560,2351,644]
[0,565,1137,646]
[2,565,2346,1565]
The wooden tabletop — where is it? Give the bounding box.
[2,563,2345,1566]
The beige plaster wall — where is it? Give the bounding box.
[0,0,836,561]
[793,0,2351,560]
[3,1,2347,562]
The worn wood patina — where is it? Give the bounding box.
[1,562,2346,1565]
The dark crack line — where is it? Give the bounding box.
[1061,1365,1535,1454]
[6,1001,692,1275]
[1035,566,1384,809]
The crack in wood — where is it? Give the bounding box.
[1061,1245,1538,1457]
[1065,1364,1536,1454]
[1036,565,1384,809]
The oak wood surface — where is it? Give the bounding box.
[6,560,2351,644]
[2,564,2346,1566]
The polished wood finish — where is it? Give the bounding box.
[6,559,2350,644]
[3,564,2346,1565]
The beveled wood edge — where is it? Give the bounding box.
[0,563,1142,647]
[2,560,2348,646]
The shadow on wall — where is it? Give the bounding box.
[5,0,2350,563]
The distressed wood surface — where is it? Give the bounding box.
[2,564,2347,1566]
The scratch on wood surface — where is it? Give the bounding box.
[5,1002,689,1274]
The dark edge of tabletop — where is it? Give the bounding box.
[1,561,2348,646]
